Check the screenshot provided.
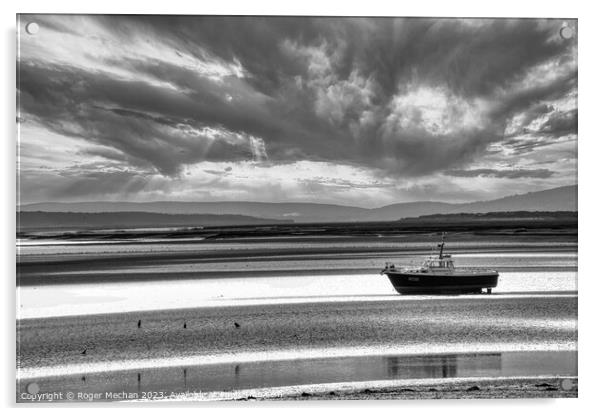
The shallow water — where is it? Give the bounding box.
[17,350,576,401]
[17,270,576,319]
[17,240,577,319]
[17,237,576,258]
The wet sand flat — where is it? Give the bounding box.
[17,296,577,377]
[16,296,577,403]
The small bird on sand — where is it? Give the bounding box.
[183,322,187,329]
[234,322,240,328]
[81,348,87,355]
[137,320,141,328]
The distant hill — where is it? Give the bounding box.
[399,211,577,222]
[453,185,577,214]
[18,201,369,223]
[373,185,578,221]
[17,211,293,231]
[18,185,577,223]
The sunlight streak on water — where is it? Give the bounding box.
[17,271,577,319]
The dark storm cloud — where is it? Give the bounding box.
[18,62,264,175]
[134,16,568,99]
[446,168,554,179]
[18,16,577,178]
[539,109,578,137]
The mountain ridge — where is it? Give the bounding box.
[18,185,577,223]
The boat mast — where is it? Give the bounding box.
[438,233,446,259]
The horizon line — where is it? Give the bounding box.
[17,184,577,211]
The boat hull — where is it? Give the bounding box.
[384,271,499,295]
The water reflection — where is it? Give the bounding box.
[18,351,575,402]
[385,353,505,379]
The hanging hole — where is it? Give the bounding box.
[560,25,574,40]
[25,22,39,35]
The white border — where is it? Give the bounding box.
[6,0,583,17]
[3,1,600,414]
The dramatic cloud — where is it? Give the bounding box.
[17,15,577,205]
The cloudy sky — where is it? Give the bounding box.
[17,15,577,207]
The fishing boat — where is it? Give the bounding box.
[381,234,499,295]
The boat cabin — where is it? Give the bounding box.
[422,254,455,271]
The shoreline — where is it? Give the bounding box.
[18,377,579,402]
[239,376,578,401]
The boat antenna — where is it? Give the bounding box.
[438,232,446,259]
